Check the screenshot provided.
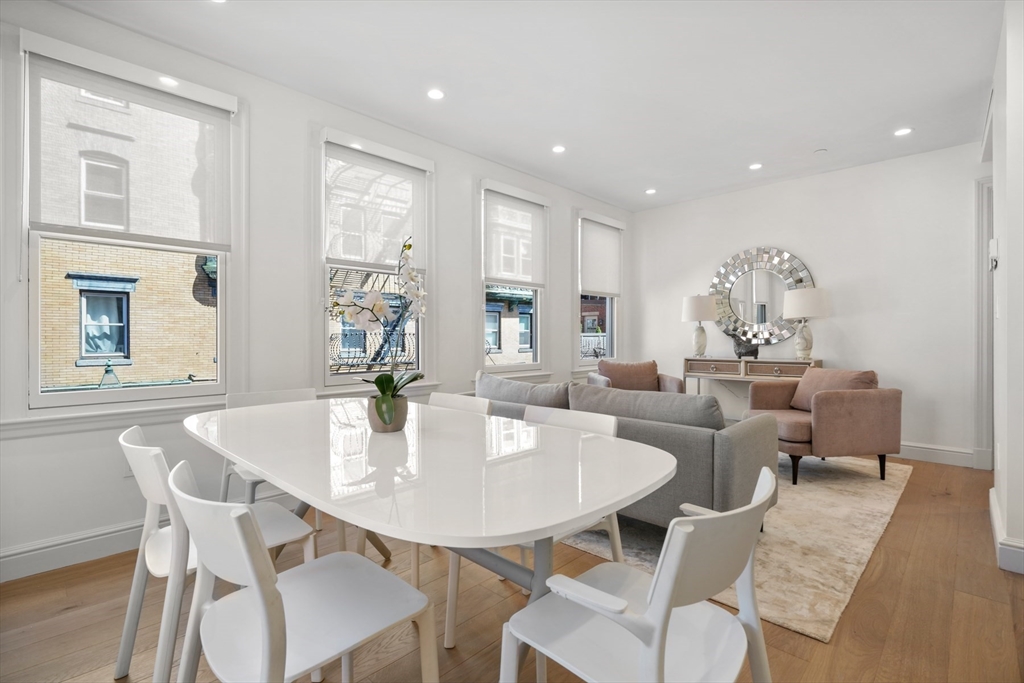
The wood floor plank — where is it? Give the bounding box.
[948,591,1022,683]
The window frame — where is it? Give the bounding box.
[484,310,501,352]
[80,155,128,229]
[518,310,534,351]
[316,128,435,391]
[479,180,550,375]
[19,31,243,411]
[574,210,627,370]
[79,290,129,359]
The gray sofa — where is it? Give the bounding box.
[474,373,779,527]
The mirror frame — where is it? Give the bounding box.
[710,247,814,344]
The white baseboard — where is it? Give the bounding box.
[0,490,299,583]
[989,488,1024,574]
[898,441,974,468]
[973,447,994,470]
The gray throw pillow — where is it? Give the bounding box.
[475,373,572,409]
[569,383,725,430]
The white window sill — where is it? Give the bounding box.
[475,369,553,385]
[318,381,441,400]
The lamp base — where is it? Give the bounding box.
[692,324,708,357]
[794,320,814,361]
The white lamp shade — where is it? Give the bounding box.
[681,295,718,322]
[783,288,831,319]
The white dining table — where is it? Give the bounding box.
[183,397,676,653]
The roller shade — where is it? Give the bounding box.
[325,142,427,267]
[483,190,547,286]
[580,218,622,296]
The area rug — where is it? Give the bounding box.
[562,455,912,642]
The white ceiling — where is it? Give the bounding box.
[57,0,1004,212]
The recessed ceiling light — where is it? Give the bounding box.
[427,89,445,100]
[894,128,913,136]
[159,76,178,87]
[645,188,657,195]
[749,163,763,170]
[211,0,227,3]
[552,145,566,154]
[350,143,363,150]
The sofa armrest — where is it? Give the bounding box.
[748,380,800,410]
[811,388,902,457]
[658,373,686,393]
[587,372,612,388]
[713,413,780,511]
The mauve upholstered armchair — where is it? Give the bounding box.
[744,368,902,484]
[586,360,685,393]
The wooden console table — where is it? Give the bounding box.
[683,357,822,393]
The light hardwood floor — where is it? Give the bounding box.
[1,457,1021,683]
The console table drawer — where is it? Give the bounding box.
[746,362,812,378]
[686,360,741,376]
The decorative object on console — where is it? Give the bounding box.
[727,333,760,359]
[680,295,717,357]
[783,287,831,361]
[587,359,685,393]
[330,238,426,431]
[744,367,902,484]
[711,246,814,346]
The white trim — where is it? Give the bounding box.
[573,208,622,370]
[898,441,974,468]
[28,224,231,253]
[322,127,434,173]
[0,489,297,582]
[577,209,628,231]
[974,177,995,470]
[981,88,994,163]
[481,179,551,208]
[473,370,553,385]
[18,29,238,113]
[989,488,1024,574]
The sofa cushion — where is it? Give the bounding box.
[475,373,571,409]
[597,360,660,392]
[746,409,812,442]
[569,383,726,430]
[790,368,878,412]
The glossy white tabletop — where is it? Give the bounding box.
[184,398,676,548]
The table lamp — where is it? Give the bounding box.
[783,288,831,360]
[681,295,718,357]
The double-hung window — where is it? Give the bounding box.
[322,133,431,384]
[578,213,625,362]
[482,183,548,369]
[25,34,237,407]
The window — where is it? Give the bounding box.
[321,136,430,385]
[578,215,624,362]
[483,185,547,368]
[80,156,127,228]
[26,44,234,407]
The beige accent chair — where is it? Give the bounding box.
[587,359,685,393]
[744,368,902,484]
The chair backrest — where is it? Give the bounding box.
[429,392,493,415]
[226,388,317,410]
[168,460,277,587]
[119,426,172,506]
[523,405,617,437]
[647,467,775,615]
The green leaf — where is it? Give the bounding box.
[360,378,376,385]
[393,372,424,395]
[376,393,395,425]
[374,373,396,397]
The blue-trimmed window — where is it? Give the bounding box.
[68,273,138,366]
[518,303,533,351]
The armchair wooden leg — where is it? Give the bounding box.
[790,455,802,485]
[878,454,886,480]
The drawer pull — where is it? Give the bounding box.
[710,365,717,373]
[773,366,781,376]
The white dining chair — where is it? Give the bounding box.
[498,467,777,683]
[169,460,439,683]
[443,406,623,647]
[115,426,317,683]
[428,391,493,415]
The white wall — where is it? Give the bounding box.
[990,0,1024,574]
[631,144,990,465]
[0,1,631,580]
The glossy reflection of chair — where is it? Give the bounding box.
[499,467,777,683]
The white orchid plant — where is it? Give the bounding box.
[330,237,426,425]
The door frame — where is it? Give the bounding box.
[973,176,994,470]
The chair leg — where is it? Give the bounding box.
[410,542,421,588]
[414,605,440,683]
[444,552,460,649]
[177,564,215,683]
[536,652,548,683]
[499,622,521,683]
[114,545,150,679]
[607,513,625,563]
[302,533,318,563]
[878,454,886,481]
[314,508,323,531]
[367,530,392,560]
[520,547,531,596]
[790,455,802,485]
[311,667,324,683]
[356,527,367,556]
[244,479,258,505]
[218,459,232,503]
[341,653,353,683]
[153,524,189,683]
[336,517,348,552]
